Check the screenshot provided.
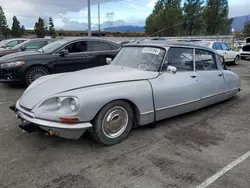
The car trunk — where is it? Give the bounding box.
[242,45,250,52]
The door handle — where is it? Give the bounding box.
[190,75,196,78]
[218,73,223,76]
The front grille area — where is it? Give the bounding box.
[20,105,32,112]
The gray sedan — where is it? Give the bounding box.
[11,41,241,145]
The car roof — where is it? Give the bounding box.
[61,37,118,44]
[124,40,215,53]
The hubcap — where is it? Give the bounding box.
[29,69,48,83]
[235,56,239,64]
[102,106,129,139]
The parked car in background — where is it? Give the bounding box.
[239,37,250,60]
[194,41,240,65]
[0,38,28,49]
[11,41,241,145]
[0,37,121,85]
[0,38,56,57]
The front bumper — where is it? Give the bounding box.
[10,103,93,140]
[0,66,22,82]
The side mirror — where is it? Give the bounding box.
[166,65,177,74]
[106,57,112,64]
[59,49,69,57]
[20,46,26,51]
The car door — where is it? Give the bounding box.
[150,47,201,121]
[50,40,94,73]
[87,40,120,66]
[215,54,240,98]
[195,49,225,106]
[220,42,236,62]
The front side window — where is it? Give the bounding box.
[221,43,230,51]
[64,41,88,53]
[111,46,165,72]
[88,41,112,51]
[164,47,194,72]
[5,40,19,48]
[212,42,222,50]
[216,54,227,70]
[195,49,217,71]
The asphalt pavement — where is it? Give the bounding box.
[1,60,250,188]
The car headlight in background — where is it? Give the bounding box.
[39,97,79,113]
[0,61,25,68]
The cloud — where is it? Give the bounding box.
[1,0,123,28]
[147,0,157,7]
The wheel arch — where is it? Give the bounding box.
[91,98,141,128]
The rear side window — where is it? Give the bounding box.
[166,47,194,72]
[221,43,230,51]
[88,41,112,51]
[195,49,217,71]
[212,42,222,50]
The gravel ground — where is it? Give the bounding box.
[1,60,250,188]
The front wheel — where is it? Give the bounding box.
[91,100,134,146]
[25,66,50,86]
[241,56,246,60]
[233,55,240,65]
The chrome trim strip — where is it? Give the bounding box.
[155,87,239,112]
[201,91,225,100]
[16,110,92,129]
[156,99,200,112]
[141,110,154,115]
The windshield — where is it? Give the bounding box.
[37,40,67,53]
[0,39,10,47]
[111,46,165,72]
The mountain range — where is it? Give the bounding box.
[101,15,250,33]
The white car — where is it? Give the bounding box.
[194,41,240,65]
[239,37,250,60]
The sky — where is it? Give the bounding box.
[1,0,250,30]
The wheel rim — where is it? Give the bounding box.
[28,68,48,83]
[102,106,129,139]
[235,56,239,64]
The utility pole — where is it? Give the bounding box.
[98,3,100,37]
[87,0,91,37]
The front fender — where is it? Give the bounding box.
[33,80,155,126]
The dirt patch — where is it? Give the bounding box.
[164,118,225,152]
[39,173,95,188]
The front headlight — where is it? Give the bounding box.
[0,61,25,68]
[39,96,79,113]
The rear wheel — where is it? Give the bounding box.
[233,55,240,65]
[91,100,134,146]
[25,66,50,86]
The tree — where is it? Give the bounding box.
[48,17,55,36]
[243,22,250,37]
[34,17,47,38]
[11,16,21,37]
[183,0,206,36]
[145,0,183,37]
[20,25,25,36]
[203,0,232,35]
[0,6,9,39]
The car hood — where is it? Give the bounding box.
[19,65,159,109]
[0,51,41,62]
[0,49,18,56]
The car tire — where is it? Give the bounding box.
[241,56,246,60]
[25,66,50,86]
[233,55,240,65]
[91,100,134,146]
